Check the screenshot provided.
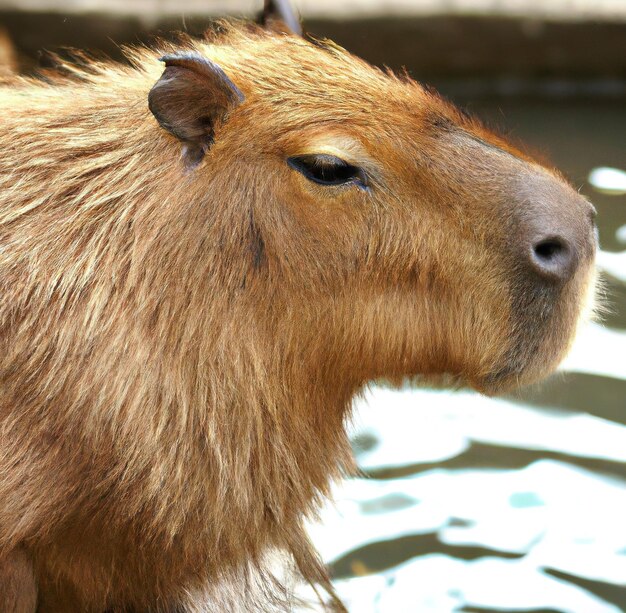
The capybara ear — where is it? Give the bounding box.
[148,52,244,168]
[259,0,303,36]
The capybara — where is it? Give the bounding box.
[0,5,596,612]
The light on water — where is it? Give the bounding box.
[330,554,623,613]
[596,250,626,283]
[561,321,626,380]
[588,167,626,195]
[304,106,626,612]
[304,385,626,611]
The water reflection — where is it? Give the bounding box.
[304,105,626,612]
[588,167,626,195]
[331,554,623,612]
[510,371,626,423]
[306,385,626,611]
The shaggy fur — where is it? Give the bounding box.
[0,21,595,612]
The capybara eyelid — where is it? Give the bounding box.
[287,154,368,188]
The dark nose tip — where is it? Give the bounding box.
[530,235,577,282]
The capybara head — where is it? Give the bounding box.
[148,27,597,396]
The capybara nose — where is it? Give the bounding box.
[523,190,596,284]
[529,234,577,282]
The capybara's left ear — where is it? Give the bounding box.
[149,52,244,168]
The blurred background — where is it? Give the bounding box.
[1,1,624,611]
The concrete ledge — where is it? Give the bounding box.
[1,0,626,22]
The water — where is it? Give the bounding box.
[306,100,626,612]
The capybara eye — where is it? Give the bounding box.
[287,154,367,188]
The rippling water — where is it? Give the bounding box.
[306,100,626,612]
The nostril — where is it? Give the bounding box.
[534,238,565,261]
[530,236,576,282]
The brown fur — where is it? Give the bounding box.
[0,22,595,611]
[0,548,37,613]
